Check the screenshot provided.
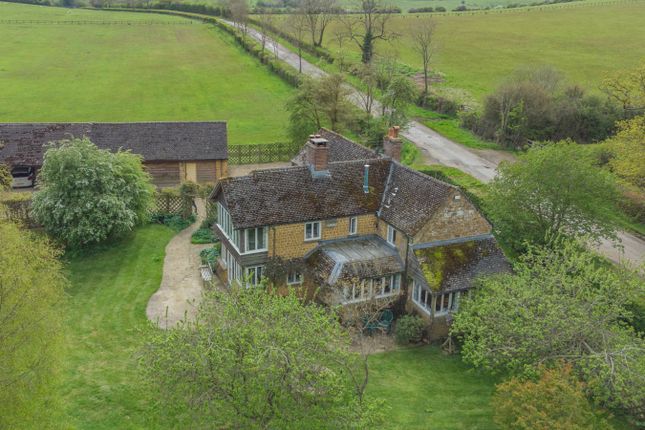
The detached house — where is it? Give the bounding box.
[0,122,228,187]
[211,128,509,336]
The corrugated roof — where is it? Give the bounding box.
[0,122,228,165]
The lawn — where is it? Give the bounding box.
[60,225,175,429]
[368,346,499,429]
[0,2,293,144]
[314,1,645,101]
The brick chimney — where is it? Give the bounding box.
[306,134,329,173]
[383,126,402,162]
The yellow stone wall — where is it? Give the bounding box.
[413,189,491,244]
[269,214,378,259]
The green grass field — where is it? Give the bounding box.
[0,2,293,144]
[316,1,645,101]
[368,346,499,429]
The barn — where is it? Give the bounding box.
[0,122,228,187]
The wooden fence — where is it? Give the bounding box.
[227,142,302,165]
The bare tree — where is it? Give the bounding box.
[356,63,377,116]
[300,0,337,48]
[229,0,249,40]
[286,13,309,73]
[411,17,436,100]
[257,13,274,54]
[340,0,398,63]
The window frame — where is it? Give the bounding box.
[349,216,358,235]
[386,224,397,246]
[244,227,268,254]
[304,221,322,241]
[286,271,303,285]
[245,265,264,287]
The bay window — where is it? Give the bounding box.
[245,227,267,253]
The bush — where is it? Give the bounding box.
[191,228,216,244]
[395,315,425,344]
[435,6,446,12]
[200,243,221,266]
[493,365,612,430]
[409,7,433,13]
[0,163,11,190]
[151,212,195,231]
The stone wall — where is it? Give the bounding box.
[269,214,378,259]
[414,189,490,244]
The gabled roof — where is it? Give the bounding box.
[215,158,390,229]
[306,235,404,285]
[409,236,510,293]
[291,128,378,165]
[0,122,228,165]
[378,162,456,236]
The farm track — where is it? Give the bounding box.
[221,18,644,266]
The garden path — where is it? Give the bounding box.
[146,198,219,329]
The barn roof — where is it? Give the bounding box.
[0,122,228,165]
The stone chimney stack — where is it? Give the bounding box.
[383,126,402,162]
[306,134,329,172]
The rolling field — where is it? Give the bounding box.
[0,2,293,144]
[316,1,645,101]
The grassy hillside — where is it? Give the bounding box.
[316,1,645,101]
[0,2,293,144]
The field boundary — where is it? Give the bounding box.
[0,19,194,24]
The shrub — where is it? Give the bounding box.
[0,163,11,190]
[151,212,195,231]
[200,244,221,266]
[395,315,425,344]
[435,6,446,12]
[408,7,433,13]
[493,364,612,430]
[191,228,216,244]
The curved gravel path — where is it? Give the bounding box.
[146,199,218,329]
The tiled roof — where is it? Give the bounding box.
[291,128,378,165]
[217,158,390,229]
[0,122,228,165]
[305,235,404,285]
[409,236,511,293]
[378,162,455,236]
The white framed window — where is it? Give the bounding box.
[304,221,321,241]
[245,227,267,253]
[216,202,241,251]
[342,274,401,304]
[287,271,303,285]
[349,216,358,235]
[386,224,397,246]
[245,265,264,287]
[412,281,460,316]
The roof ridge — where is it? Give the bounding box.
[392,160,457,190]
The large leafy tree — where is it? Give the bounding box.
[451,240,644,419]
[486,141,619,254]
[32,138,154,248]
[0,219,67,428]
[140,288,382,429]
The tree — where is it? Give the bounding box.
[606,114,645,189]
[411,17,436,99]
[287,74,355,142]
[31,138,154,248]
[451,240,645,419]
[229,0,249,39]
[381,74,417,126]
[486,141,619,254]
[286,12,309,73]
[0,163,10,190]
[257,12,274,54]
[601,62,645,117]
[300,0,337,47]
[0,220,67,428]
[140,287,382,429]
[493,364,612,430]
[340,0,398,63]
